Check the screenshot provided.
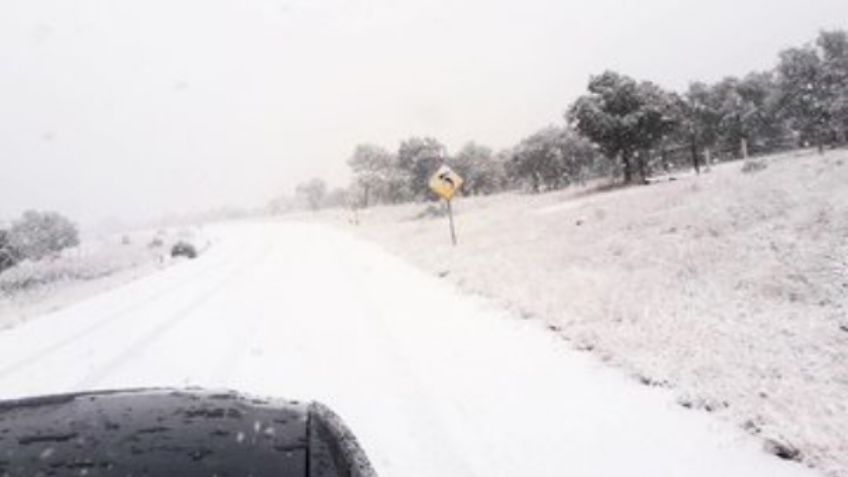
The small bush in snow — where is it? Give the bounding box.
[741,159,768,174]
[170,241,197,259]
[763,438,802,462]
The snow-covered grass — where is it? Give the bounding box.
[0,226,210,329]
[316,148,848,476]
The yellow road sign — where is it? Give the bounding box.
[429,165,464,201]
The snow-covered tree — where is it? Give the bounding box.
[396,137,445,201]
[450,142,506,196]
[295,178,328,211]
[568,71,678,183]
[347,144,396,207]
[510,126,598,192]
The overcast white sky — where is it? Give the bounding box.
[1,0,846,229]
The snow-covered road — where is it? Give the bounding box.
[0,221,813,477]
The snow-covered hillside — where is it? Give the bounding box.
[342,148,848,476]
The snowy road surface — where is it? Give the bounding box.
[0,222,813,477]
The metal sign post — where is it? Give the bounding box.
[429,164,464,247]
[446,199,457,246]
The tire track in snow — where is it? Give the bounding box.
[0,249,243,380]
[205,246,281,386]
[71,240,274,391]
[327,228,478,477]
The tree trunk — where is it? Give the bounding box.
[690,135,700,175]
[740,137,749,159]
[636,151,648,184]
[621,151,632,183]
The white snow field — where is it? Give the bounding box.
[345,148,848,476]
[0,221,813,477]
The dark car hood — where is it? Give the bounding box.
[0,388,376,477]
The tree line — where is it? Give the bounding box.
[273,29,848,211]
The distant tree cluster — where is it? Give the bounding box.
[345,138,506,207]
[570,29,848,183]
[267,177,348,214]
[270,29,847,211]
[0,210,80,273]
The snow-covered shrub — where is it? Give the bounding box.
[0,230,21,274]
[7,210,79,261]
[0,232,163,294]
[170,241,197,259]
